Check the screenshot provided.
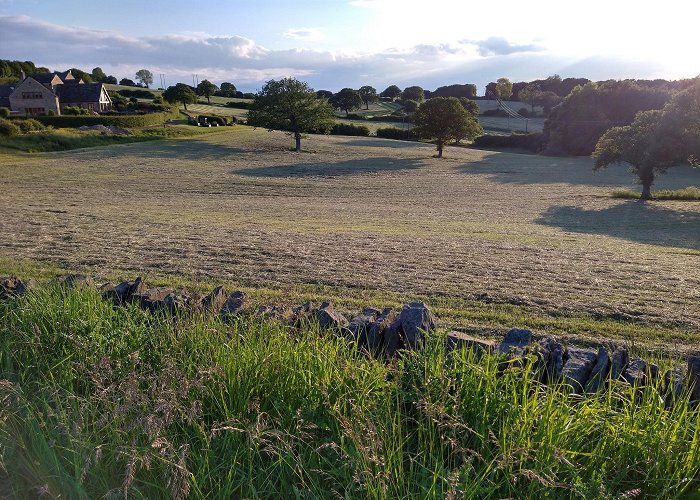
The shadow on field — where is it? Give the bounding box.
[537,202,700,250]
[232,156,424,178]
[340,138,430,149]
[101,139,248,159]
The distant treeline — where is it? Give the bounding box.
[0,60,50,83]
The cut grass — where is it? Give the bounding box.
[1,286,699,498]
[612,186,700,201]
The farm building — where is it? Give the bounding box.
[0,69,112,115]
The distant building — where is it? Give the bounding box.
[0,69,112,116]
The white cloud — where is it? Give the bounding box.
[283,28,323,42]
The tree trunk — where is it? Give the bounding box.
[183,102,188,110]
[294,132,301,152]
[639,168,654,200]
[207,96,211,104]
[365,101,369,110]
[437,141,443,158]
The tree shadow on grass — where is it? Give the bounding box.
[536,201,700,250]
[63,137,249,161]
[232,156,425,178]
[339,138,430,149]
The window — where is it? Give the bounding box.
[21,91,43,99]
[24,107,45,115]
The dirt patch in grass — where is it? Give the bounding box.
[0,127,698,348]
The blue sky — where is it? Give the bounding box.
[0,0,698,93]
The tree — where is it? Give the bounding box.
[163,83,197,110]
[315,90,334,100]
[69,68,92,83]
[246,77,335,152]
[358,85,378,110]
[495,78,513,100]
[120,78,137,87]
[402,99,419,113]
[196,79,218,104]
[592,81,700,199]
[518,83,540,112]
[329,88,362,116]
[135,69,153,88]
[457,97,480,118]
[432,83,477,99]
[380,85,402,101]
[91,67,107,83]
[105,75,118,84]
[402,86,424,102]
[413,97,483,157]
[218,82,238,97]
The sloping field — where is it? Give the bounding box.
[0,128,698,348]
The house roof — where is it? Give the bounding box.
[29,72,61,85]
[56,83,105,103]
[0,85,13,108]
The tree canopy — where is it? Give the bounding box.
[196,79,218,104]
[413,97,483,157]
[135,69,153,88]
[380,85,402,101]
[329,88,362,116]
[218,82,238,97]
[430,83,477,99]
[246,77,335,152]
[402,86,424,102]
[592,81,700,199]
[494,78,513,100]
[163,83,197,110]
[358,85,378,109]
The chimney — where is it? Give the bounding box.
[20,69,26,80]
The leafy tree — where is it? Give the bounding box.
[316,90,334,99]
[91,67,107,83]
[246,77,335,152]
[69,68,92,83]
[135,69,153,88]
[119,78,137,87]
[457,97,480,118]
[329,88,362,116]
[402,99,419,113]
[358,85,378,109]
[592,81,700,199]
[518,83,540,112]
[105,75,118,84]
[495,78,513,100]
[431,83,477,99]
[380,85,402,101]
[196,79,218,104]
[163,83,197,110]
[402,86,424,102]
[218,82,238,97]
[413,97,483,157]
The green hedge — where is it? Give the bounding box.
[376,127,418,140]
[30,108,181,128]
[331,123,370,136]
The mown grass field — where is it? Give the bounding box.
[0,127,698,353]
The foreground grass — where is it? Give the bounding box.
[1,286,699,498]
[611,186,700,201]
[0,125,225,153]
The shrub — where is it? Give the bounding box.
[345,113,367,120]
[481,108,510,117]
[62,106,90,116]
[16,118,45,133]
[225,101,252,110]
[0,107,9,118]
[331,123,370,136]
[196,115,228,126]
[518,107,530,117]
[403,99,419,113]
[33,109,180,128]
[116,88,157,99]
[0,117,20,136]
[472,132,544,152]
[376,127,418,140]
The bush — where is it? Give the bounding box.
[0,107,10,118]
[225,101,252,110]
[196,115,229,126]
[0,117,20,136]
[481,108,510,117]
[62,106,90,116]
[33,108,180,128]
[403,99,419,113]
[16,118,45,133]
[116,88,157,99]
[472,132,544,152]
[518,107,530,117]
[331,123,370,136]
[376,127,418,140]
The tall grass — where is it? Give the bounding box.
[1,286,699,498]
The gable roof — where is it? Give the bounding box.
[29,72,62,86]
[56,82,105,103]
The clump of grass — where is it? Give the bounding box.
[1,286,699,498]
[611,186,700,200]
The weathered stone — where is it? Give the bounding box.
[622,358,647,386]
[347,308,380,344]
[57,274,93,289]
[497,328,532,357]
[585,346,611,393]
[257,304,296,322]
[103,277,147,304]
[562,348,598,394]
[292,300,316,323]
[162,291,191,315]
[316,302,349,331]
[688,356,700,402]
[201,286,228,313]
[648,363,659,382]
[135,287,175,312]
[221,291,250,317]
[398,302,436,349]
[610,348,629,380]
[366,308,396,352]
[663,367,686,408]
[535,336,565,383]
[0,276,28,298]
[383,316,402,356]
[445,331,495,354]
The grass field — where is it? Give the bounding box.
[0,127,698,352]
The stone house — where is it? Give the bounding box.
[0,70,112,116]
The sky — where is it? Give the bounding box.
[0,0,698,93]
